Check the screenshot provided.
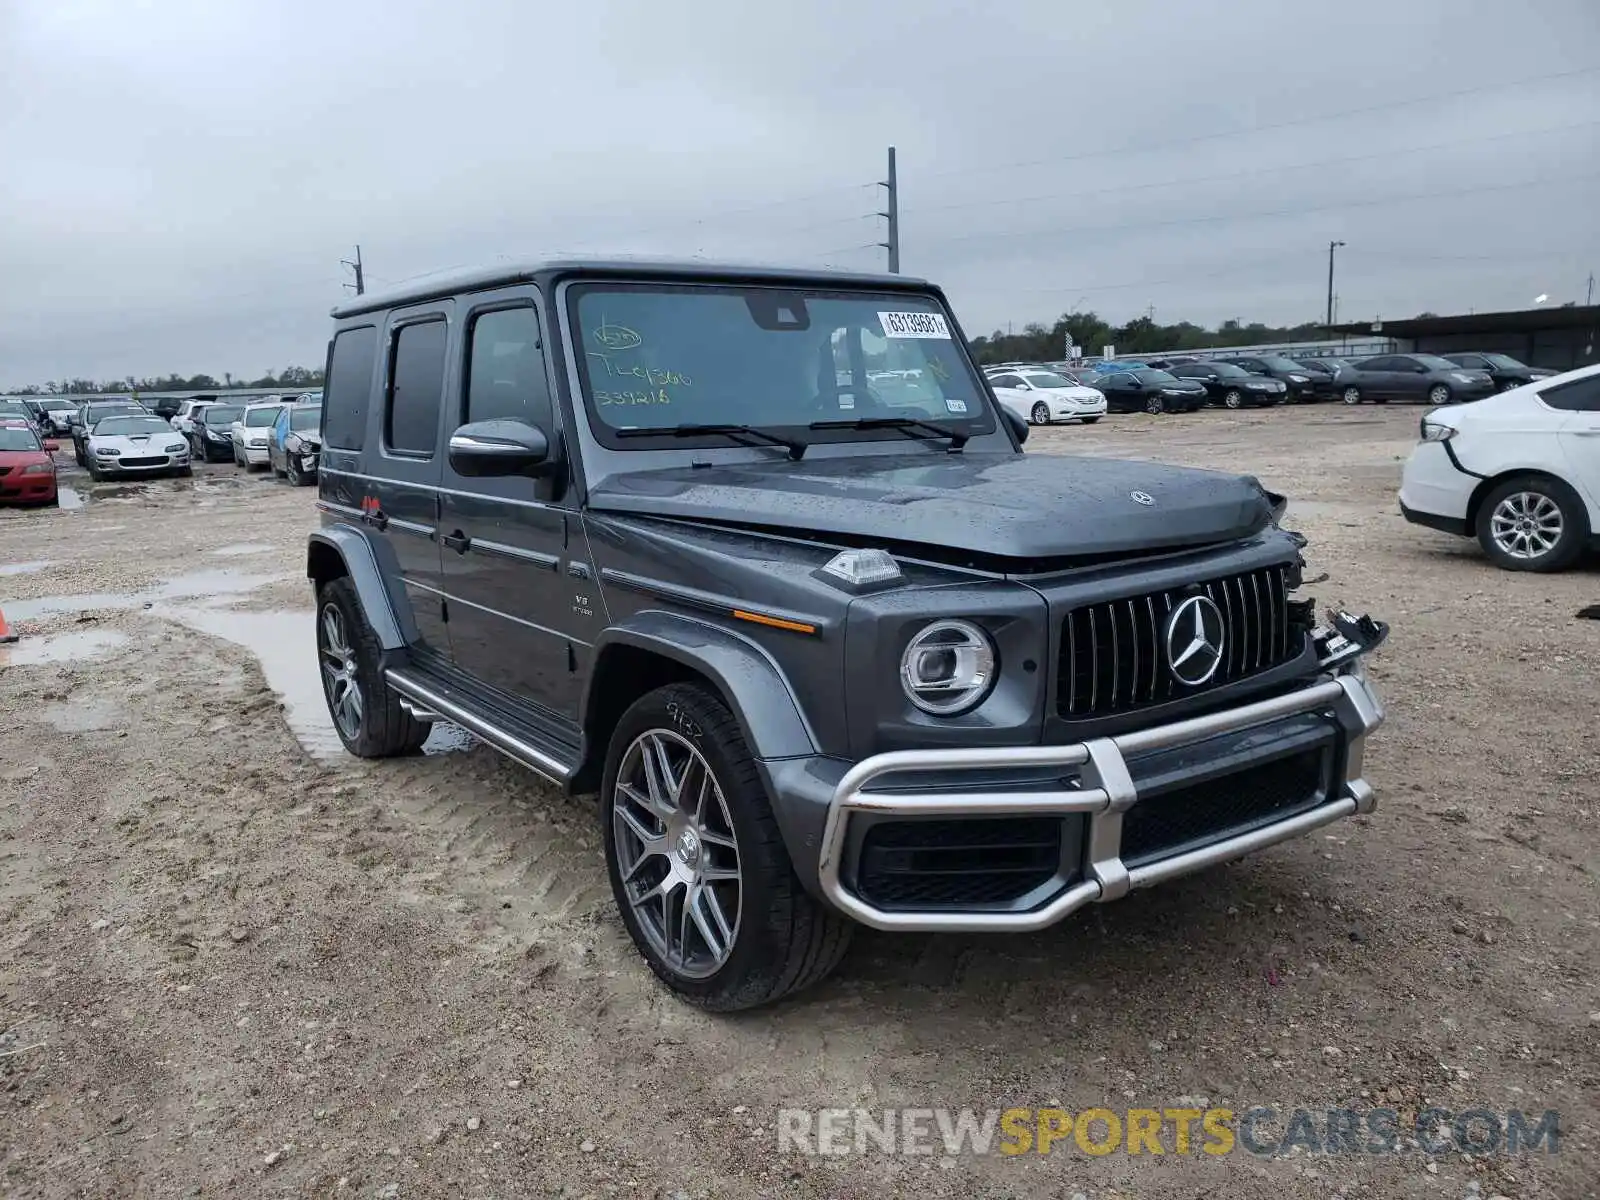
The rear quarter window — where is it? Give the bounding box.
[324,325,378,450]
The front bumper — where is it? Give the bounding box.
[95,452,190,475]
[815,671,1384,932]
[0,473,57,503]
[239,443,271,464]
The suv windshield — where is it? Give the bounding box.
[94,416,170,435]
[245,407,281,427]
[570,283,993,447]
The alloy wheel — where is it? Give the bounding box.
[1342,387,1361,405]
[1428,385,1451,405]
[1030,401,1050,425]
[1224,390,1242,409]
[1144,394,1164,415]
[1489,491,1563,561]
[318,603,363,739]
[611,729,742,980]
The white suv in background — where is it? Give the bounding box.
[231,401,285,470]
[1399,364,1600,571]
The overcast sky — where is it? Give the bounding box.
[2,0,1598,385]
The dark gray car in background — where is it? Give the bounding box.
[1339,353,1497,405]
[305,258,1388,1010]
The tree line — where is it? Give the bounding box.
[5,365,324,396]
[969,311,1329,364]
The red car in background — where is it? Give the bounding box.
[0,419,60,506]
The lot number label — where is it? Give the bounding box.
[878,311,950,339]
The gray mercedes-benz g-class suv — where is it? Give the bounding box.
[307,258,1387,1010]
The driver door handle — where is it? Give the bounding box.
[442,530,471,554]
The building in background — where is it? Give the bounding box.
[1329,305,1598,372]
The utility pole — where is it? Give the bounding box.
[1326,240,1345,328]
[877,147,900,274]
[1587,272,1595,306]
[341,245,365,295]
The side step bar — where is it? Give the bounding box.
[385,668,575,786]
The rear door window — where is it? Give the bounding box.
[386,319,448,455]
[324,326,378,449]
[1541,374,1600,412]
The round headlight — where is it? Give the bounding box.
[899,620,996,715]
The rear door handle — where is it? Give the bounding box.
[442,530,471,554]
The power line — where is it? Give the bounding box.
[919,65,1600,182]
[929,171,1600,249]
[900,118,1600,219]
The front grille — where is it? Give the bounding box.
[1121,749,1328,866]
[1058,565,1296,718]
[0,466,10,477]
[857,818,1061,909]
[117,456,168,468]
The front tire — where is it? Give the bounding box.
[315,577,430,757]
[1475,475,1588,572]
[1143,394,1165,415]
[1223,390,1242,409]
[1029,401,1051,425]
[1428,384,1452,405]
[1342,387,1361,405]
[285,459,303,486]
[1081,416,1101,424]
[602,683,851,1011]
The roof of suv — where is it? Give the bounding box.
[330,256,933,319]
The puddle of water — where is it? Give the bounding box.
[209,543,275,558]
[57,487,85,511]
[0,561,52,577]
[43,697,124,732]
[0,628,130,666]
[156,606,472,761]
[5,568,289,622]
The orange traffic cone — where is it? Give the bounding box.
[0,608,17,644]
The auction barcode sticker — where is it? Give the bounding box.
[878,311,951,339]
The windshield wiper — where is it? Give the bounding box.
[615,423,806,461]
[808,415,968,451]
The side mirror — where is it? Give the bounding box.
[448,419,553,477]
[1001,408,1029,446]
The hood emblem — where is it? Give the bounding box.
[1130,491,1155,506]
[1166,594,1225,686]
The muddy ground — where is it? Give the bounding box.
[1,407,1596,1199]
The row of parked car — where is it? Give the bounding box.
[979,350,1559,422]
[0,392,324,498]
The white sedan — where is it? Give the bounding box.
[1398,363,1600,571]
[231,401,286,469]
[986,369,1106,425]
[85,414,192,481]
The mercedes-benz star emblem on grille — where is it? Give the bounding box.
[1130,491,1155,506]
[1165,594,1225,686]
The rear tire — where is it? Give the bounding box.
[315,576,430,757]
[602,682,852,1011]
[1474,475,1588,573]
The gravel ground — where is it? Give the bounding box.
[1,407,1596,1199]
